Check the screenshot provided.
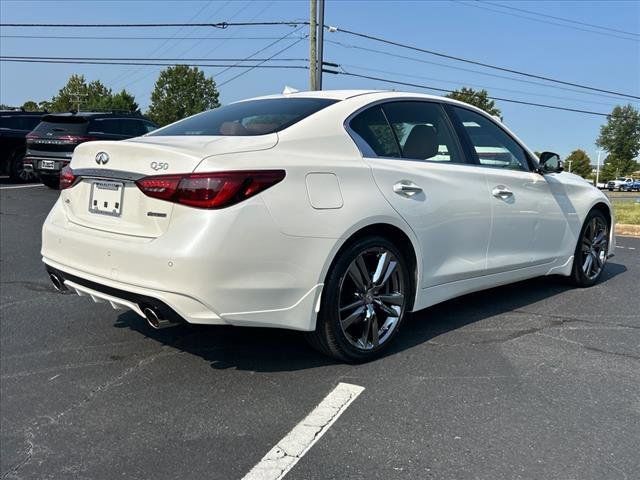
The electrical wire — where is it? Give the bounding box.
[329,26,640,99]
[0,58,307,69]
[483,1,639,37]
[335,69,615,117]
[453,1,639,42]
[0,21,308,27]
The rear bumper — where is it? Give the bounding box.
[24,156,69,174]
[42,196,334,331]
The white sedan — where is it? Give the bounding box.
[42,90,615,362]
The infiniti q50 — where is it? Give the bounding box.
[42,90,615,362]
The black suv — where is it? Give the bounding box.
[25,111,157,189]
[0,110,46,182]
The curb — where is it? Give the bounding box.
[615,223,640,237]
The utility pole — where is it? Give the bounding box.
[595,149,602,186]
[309,0,317,90]
[316,0,325,90]
[69,91,87,112]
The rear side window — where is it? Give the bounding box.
[149,98,338,136]
[349,106,401,158]
[382,101,464,163]
[32,116,88,135]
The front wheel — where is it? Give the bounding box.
[307,236,412,363]
[570,209,609,287]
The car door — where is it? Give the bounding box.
[349,101,492,288]
[448,105,566,272]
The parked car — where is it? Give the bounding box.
[621,180,640,192]
[42,91,615,362]
[25,111,157,189]
[607,177,634,191]
[0,109,46,182]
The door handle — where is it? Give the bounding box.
[393,181,423,196]
[492,185,513,198]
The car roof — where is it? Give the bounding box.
[237,89,496,114]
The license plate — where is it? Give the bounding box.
[89,181,124,217]
[40,160,56,170]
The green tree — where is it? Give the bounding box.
[564,149,592,178]
[147,65,219,126]
[21,100,39,111]
[50,74,138,112]
[596,104,640,176]
[446,87,501,118]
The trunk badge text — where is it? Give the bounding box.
[150,162,169,171]
[95,152,110,165]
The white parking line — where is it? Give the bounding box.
[242,382,365,480]
[0,184,44,190]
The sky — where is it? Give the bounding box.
[1,0,639,160]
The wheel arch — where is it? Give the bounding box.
[319,220,421,313]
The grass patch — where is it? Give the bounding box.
[613,201,640,225]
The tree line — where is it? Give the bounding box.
[8,69,640,182]
[12,65,219,128]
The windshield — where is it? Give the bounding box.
[149,98,339,137]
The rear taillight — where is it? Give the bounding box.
[135,170,286,209]
[60,166,76,190]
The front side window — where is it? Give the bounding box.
[452,106,529,171]
[149,98,338,136]
[382,101,464,163]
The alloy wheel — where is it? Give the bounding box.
[338,247,406,350]
[580,216,608,280]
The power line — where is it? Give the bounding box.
[483,1,640,37]
[328,26,640,100]
[1,55,307,62]
[218,36,308,87]
[214,25,306,80]
[0,21,308,28]
[108,0,217,90]
[454,1,639,42]
[0,59,307,69]
[335,70,614,117]
[325,38,630,102]
[340,63,621,108]
[0,34,302,41]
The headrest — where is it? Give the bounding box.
[402,124,438,160]
[219,121,248,135]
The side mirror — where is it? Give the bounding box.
[538,151,564,174]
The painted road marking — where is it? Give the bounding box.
[242,382,365,480]
[0,184,44,190]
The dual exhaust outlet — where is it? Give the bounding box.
[48,272,180,330]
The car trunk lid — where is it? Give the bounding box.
[62,134,278,238]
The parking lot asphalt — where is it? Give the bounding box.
[1,182,639,480]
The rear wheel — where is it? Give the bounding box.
[41,175,60,190]
[570,209,609,287]
[307,236,412,363]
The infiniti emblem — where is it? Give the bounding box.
[95,152,109,165]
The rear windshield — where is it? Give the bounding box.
[149,98,339,137]
[32,116,88,135]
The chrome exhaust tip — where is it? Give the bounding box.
[143,307,179,329]
[49,273,67,292]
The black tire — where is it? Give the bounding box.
[41,175,60,190]
[8,150,37,183]
[306,236,413,363]
[570,209,609,287]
